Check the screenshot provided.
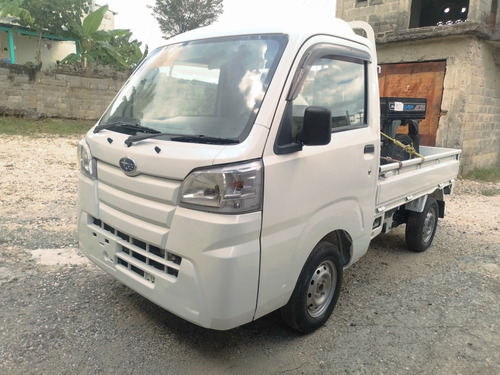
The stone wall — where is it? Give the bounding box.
[0,62,127,120]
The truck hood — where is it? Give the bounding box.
[85,124,269,181]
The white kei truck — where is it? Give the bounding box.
[77,18,461,333]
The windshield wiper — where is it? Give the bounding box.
[171,135,240,145]
[125,133,240,147]
[125,132,173,147]
[93,119,161,135]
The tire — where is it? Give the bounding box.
[405,197,439,252]
[391,134,414,161]
[281,241,343,333]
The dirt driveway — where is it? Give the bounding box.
[0,135,499,374]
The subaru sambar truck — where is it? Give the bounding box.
[77,19,461,333]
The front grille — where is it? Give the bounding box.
[92,217,182,283]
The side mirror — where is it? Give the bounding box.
[297,106,332,146]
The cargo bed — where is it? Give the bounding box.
[372,146,461,238]
[377,146,461,211]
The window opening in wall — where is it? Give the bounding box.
[356,0,383,6]
[410,0,469,28]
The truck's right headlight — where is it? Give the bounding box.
[179,160,263,214]
[77,140,96,180]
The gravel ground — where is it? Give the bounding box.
[0,135,499,375]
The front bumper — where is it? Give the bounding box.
[78,174,262,330]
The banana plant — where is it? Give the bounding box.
[62,5,130,68]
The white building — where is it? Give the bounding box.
[0,2,115,70]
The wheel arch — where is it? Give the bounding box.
[280,240,344,333]
[404,189,446,218]
[321,230,353,267]
[429,189,446,218]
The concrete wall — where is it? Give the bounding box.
[0,63,127,120]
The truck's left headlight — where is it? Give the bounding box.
[77,140,96,180]
[179,160,263,214]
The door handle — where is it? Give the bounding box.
[364,144,375,154]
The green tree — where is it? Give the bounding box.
[18,0,91,35]
[150,0,223,39]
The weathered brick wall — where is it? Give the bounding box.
[0,63,127,120]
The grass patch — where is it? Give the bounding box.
[464,168,500,183]
[464,167,500,196]
[0,116,95,137]
[480,188,500,197]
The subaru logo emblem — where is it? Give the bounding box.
[119,157,138,176]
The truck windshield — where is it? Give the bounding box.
[99,35,288,143]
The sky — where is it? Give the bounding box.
[103,0,337,50]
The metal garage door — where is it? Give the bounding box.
[378,61,446,146]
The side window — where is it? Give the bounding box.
[291,56,367,138]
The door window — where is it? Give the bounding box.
[292,56,367,138]
[275,50,369,154]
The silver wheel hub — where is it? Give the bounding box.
[422,207,437,243]
[307,260,336,318]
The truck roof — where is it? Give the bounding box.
[162,17,362,49]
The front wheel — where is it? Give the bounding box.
[405,197,439,252]
[281,241,343,333]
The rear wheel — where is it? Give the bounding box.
[405,197,439,252]
[281,241,343,333]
